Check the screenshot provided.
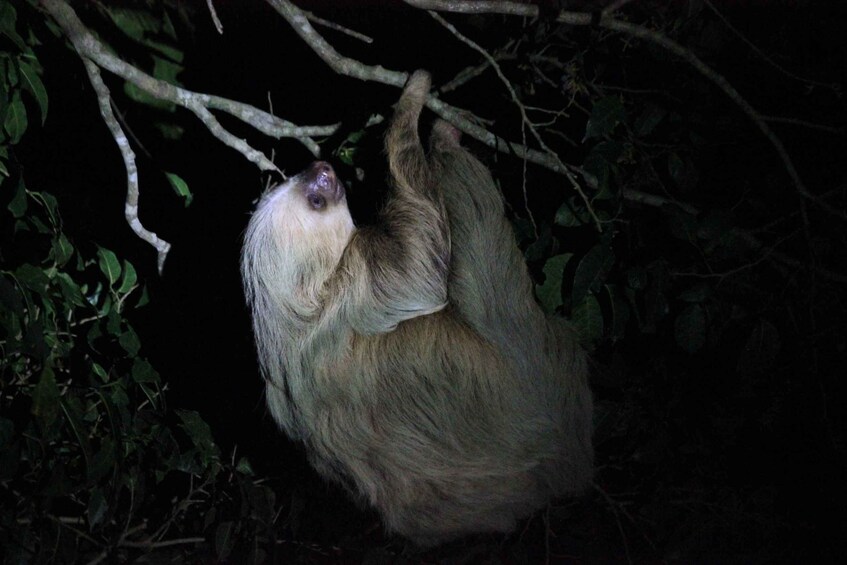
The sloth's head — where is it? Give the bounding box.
[243,161,354,304]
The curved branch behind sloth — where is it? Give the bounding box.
[242,71,593,545]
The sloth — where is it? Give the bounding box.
[241,71,593,545]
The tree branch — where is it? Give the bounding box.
[39,0,323,163]
[403,0,844,220]
[403,0,536,16]
[265,0,589,184]
[82,59,172,273]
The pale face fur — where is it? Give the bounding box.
[243,163,354,311]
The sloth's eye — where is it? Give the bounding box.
[307,193,326,210]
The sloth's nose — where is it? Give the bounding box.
[311,161,334,185]
[306,161,345,201]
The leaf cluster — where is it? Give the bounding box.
[0,9,278,562]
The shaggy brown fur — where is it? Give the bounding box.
[241,71,593,545]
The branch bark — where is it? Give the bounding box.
[82,59,172,273]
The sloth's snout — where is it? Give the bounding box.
[305,161,345,202]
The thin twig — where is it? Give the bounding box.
[404,0,536,16]
[82,59,171,273]
[762,115,844,136]
[304,10,373,43]
[702,0,836,90]
[120,536,205,549]
[205,0,224,34]
[438,43,517,93]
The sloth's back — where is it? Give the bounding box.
[308,308,592,544]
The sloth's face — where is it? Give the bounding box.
[261,161,354,263]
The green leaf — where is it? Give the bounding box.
[554,198,587,227]
[32,367,60,431]
[136,285,150,308]
[523,225,551,262]
[145,39,184,63]
[117,260,138,294]
[119,327,141,356]
[15,263,50,294]
[87,487,108,529]
[346,130,366,144]
[104,299,119,328]
[674,304,706,353]
[535,253,572,313]
[165,172,192,207]
[8,178,27,217]
[50,233,74,266]
[87,321,103,348]
[56,272,86,307]
[87,439,115,483]
[572,295,603,346]
[215,521,235,560]
[236,457,254,476]
[0,275,24,318]
[338,146,356,166]
[131,358,159,384]
[111,384,129,408]
[29,191,61,230]
[585,97,625,140]
[18,60,48,125]
[177,409,219,458]
[97,247,122,285]
[108,7,161,42]
[152,54,183,84]
[91,362,109,383]
[634,104,666,137]
[0,3,26,51]
[0,2,16,29]
[572,245,615,306]
[4,93,28,144]
[154,121,184,140]
[60,396,91,467]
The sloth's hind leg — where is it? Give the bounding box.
[429,121,543,343]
